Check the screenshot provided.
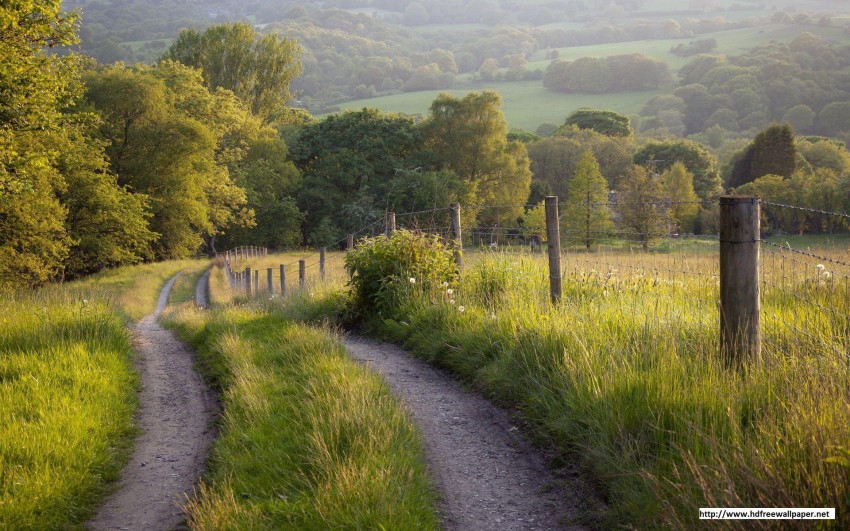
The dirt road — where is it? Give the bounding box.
[88,274,217,530]
[344,337,585,531]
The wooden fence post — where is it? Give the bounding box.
[267,268,273,294]
[299,259,306,288]
[244,267,251,296]
[386,211,395,237]
[347,233,354,250]
[320,247,326,280]
[450,202,463,269]
[719,195,761,365]
[280,264,286,296]
[253,269,259,294]
[545,196,562,305]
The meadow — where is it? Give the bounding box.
[246,233,850,528]
[0,259,207,528]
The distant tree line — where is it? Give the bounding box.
[543,54,670,94]
[638,34,850,139]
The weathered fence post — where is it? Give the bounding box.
[320,247,326,280]
[244,267,252,296]
[267,268,273,294]
[545,196,562,305]
[386,211,396,237]
[299,259,306,288]
[719,195,761,365]
[450,202,463,269]
[253,269,259,294]
[280,264,286,296]
[347,233,354,250]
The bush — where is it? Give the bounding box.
[345,230,458,315]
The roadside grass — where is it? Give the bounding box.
[162,264,439,529]
[274,235,850,528]
[0,259,202,529]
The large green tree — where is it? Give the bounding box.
[563,151,614,250]
[84,63,250,259]
[1,1,153,285]
[727,123,796,188]
[164,22,303,124]
[290,109,425,241]
[0,0,78,285]
[662,162,700,233]
[424,91,531,225]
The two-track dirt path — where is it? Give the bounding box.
[344,337,586,531]
[88,273,217,530]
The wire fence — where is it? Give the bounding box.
[220,197,849,362]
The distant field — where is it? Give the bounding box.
[337,82,663,131]
[334,22,850,132]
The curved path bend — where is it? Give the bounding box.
[88,273,217,530]
[344,337,586,531]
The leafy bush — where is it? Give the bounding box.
[345,230,457,315]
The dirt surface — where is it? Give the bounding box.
[344,337,586,531]
[195,269,210,309]
[88,274,218,530]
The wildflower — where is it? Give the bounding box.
[491,313,497,319]
[458,306,465,312]
[446,288,454,295]
[409,277,416,284]
[82,299,89,305]
[816,264,825,271]
[442,281,449,288]
[823,271,832,279]
[450,299,456,305]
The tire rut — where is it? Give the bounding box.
[344,336,586,531]
[88,273,217,530]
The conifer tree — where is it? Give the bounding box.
[563,151,613,250]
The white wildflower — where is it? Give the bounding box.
[442,281,449,288]
[458,305,465,312]
[822,271,832,279]
[449,299,455,305]
[816,264,825,271]
[409,277,416,284]
[446,288,454,295]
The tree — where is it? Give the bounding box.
[617,165,670,250]
[558,108,632,137]
[290,109,424,239]
[727,123,796,188]
[84,64,250,259]
[0,0,79,286]
[521,200,547,240]
[662,162,700,233]
[424,91,531,225]
[818,102,850,137]
[164,23,302,124]
[633,139,721,200]
[563,151,614,249]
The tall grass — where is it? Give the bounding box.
[278,238,849,528]
[163,265,438,528]
[0,259,203,528]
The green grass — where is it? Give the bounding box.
[168,262,212,306]
[162,265,439,529]
[280,235,850,528]
[0,259,202,528]
[338,82,664,131]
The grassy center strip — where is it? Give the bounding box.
[163,272,439,529]
[0,260,205,528]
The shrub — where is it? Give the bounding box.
[344,230,457,315]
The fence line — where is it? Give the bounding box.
[219,196,849,366]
